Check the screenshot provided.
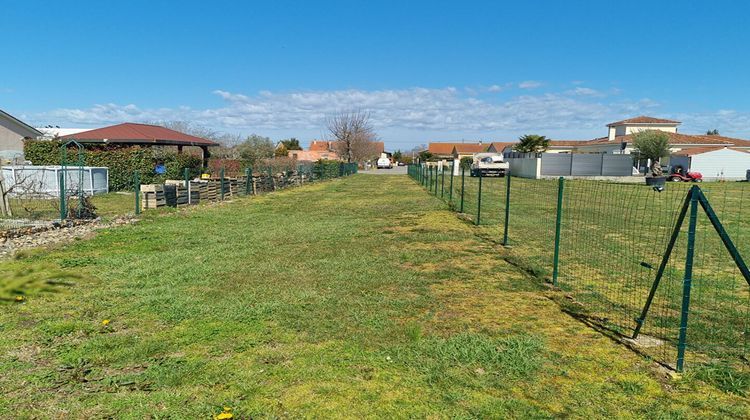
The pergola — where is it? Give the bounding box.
[60,122,218,166]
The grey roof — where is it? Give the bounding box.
[0,109,43,137]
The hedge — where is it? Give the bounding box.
[23,140,203,191]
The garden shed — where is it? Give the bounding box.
[670,146,750,180]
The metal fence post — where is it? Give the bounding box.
[449,163,454,202]
[460,166,466,213]
[434,166,439,195]
[441,165,445,198]
[502,173,511,246]
[59,169,66,221]
[134,170,141,215]
[676,187,699,372]
[220,167,226,200]
[552,177,564,286]
[476,171,482,225]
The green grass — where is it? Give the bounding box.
[1,174,749,417]
[422,169,750,376]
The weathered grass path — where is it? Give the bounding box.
[0,175,747,418]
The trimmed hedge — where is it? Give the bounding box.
[23,140,203,191]
[315,159,345,178]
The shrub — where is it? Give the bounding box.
[23,140,203,191]
[459,156,473,170]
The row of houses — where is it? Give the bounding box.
[426,116,750,180]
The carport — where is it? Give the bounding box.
[60,122,218,166]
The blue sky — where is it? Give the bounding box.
[3,0,750,149]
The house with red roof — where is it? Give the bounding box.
[291,139,385,162]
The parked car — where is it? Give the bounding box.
[397,161,405,166]
[377,156,393,169]
[470,153,509,177]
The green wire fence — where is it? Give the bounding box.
[408,163,750,374]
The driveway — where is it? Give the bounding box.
[359,165,408,175]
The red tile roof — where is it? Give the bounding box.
[309,140,332,151]
[548,140,587,147]
[61,123,218,146]
[583,132,733,146]
[428,142,484,155]
[607,116,681,126]
[453,143,487,154]
[309,140,384,155]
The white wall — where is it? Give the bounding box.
[688,148,750,180]
[507,157,540,179]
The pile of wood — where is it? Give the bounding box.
[138,172,309,212]
[141,184,166,210]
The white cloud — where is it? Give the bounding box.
[567,87,603,97]
[34,86,750,141]
[518,80,542,89]
[487,84,509,93]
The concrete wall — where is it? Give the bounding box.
[539,153,632,176]
[507,156,540,179]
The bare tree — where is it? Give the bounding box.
[326,110,379,163]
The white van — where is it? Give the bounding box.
[377,156,393,169]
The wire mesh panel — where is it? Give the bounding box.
[407,169,750,371]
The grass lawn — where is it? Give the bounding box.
[1,175,748,418]
[428,171,750,376]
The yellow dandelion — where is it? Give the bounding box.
[15,296,25,302]
[101,319,110,326]
[223,407,232,412]
[215,412,233,420]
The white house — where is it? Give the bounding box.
[669,147,750,180]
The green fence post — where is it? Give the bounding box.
[502,173,511,246]
[552,177,564,286]
[220,167,226,200]
[449,163,454,203]
[429,166,433,191]
[434,166,439,195]
[476,171,482,225]
[59,169,66,221]
[676,187,699,372]
[134,171,141,215]
[441,165,445,198]
[460,166,465,213]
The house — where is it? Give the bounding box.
[451,143,487,161]
[428,142,485,159]
[486,142,512,153]
[0,109,42,163]
[291,140,385,162]
[669,147,750,180]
